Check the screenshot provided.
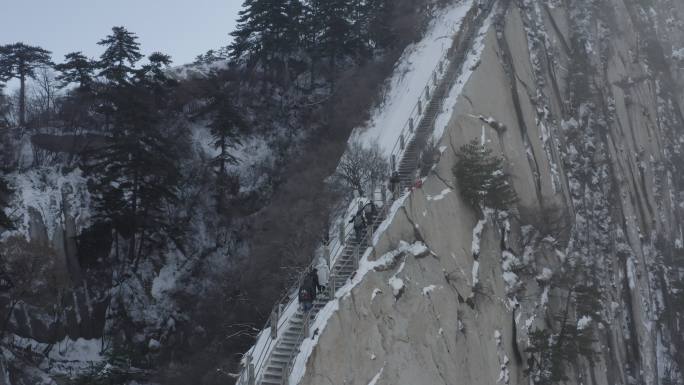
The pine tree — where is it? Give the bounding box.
[308,0,361,68]
[98,26,143,83]
[210,98,245,212]
[87,77,180,264]
[55,51,95,90]
[230,0,304,71]
[525,328,566,385]
[137,52,173,86]
[0,175,12,230]
[525,258,600,385]
[194,47,230,65]
[0,43,52,127]
[365,0,395,50]
[453,139,518,212]
[0,85,10,128]
[209,96,245,178]
[191,78,246,211]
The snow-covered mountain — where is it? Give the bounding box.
[238,0,684,384]
[2,0,684,384]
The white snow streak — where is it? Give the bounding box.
[352,1,474,157]
[288,242,425,385]
[426,188,453,201]
[367,366,385,385]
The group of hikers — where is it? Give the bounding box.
[298,194,385,312]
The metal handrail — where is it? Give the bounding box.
[242,31,452,385]
[388,49,449,172]
[387,0,495,174]
[247,291,300,383]
[279,193,392,384]
[236,194,383,384]
[239,3,498,383]
[278,306,314,385]
[329,200,391,281]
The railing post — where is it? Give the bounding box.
[417,99,422,115]
[324,244,330,267]
[303,312,310,339]
[390,155,396,172]
[439,59,444,73]
[409,117,414,132]
[367,224,373,243]
[433,70,438,85]
[400,134,405,150]
[329,274,336,299]
[270,310,278,339]
[425,85,430,99]
[354,245,360,269]
[380,186,386,206]
[338,222,345,245]
[246,354,255,385]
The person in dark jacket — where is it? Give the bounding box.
[349,211,365,243]
[363,202,377,225]
[309,268,321,296]
[389,171,401,198]
[299,273,315,312]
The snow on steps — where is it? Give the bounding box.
[395,0,497,191]
[253,208,389,385]
[238,1,496,384]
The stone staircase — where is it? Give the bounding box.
[240,2,498,384]
[259,301,325,385]
[396,81,448,190]
[395,0,496,190]
[257,210,388,385]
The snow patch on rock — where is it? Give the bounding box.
[577,316,592,330]
[426,188,453,201]
[367,366,385,385]
[422,285,438,296]
[471,216,487,258]
[288,241,425,385]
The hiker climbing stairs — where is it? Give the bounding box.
[237,2,497,384]
[255,204,388,385]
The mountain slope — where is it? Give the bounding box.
[285,0,684,384]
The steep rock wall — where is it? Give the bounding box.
[2,168,109,344]
[296,0,684,384]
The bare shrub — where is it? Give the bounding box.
[334,140,388,197]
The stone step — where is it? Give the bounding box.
[265,364,285,373]
[261,378,283,385]
[251,7,499,381]
[273,347,296,355]
[279,340,299,348]
[263,371,283,381]
[270,356,290,365]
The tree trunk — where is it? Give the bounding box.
[129,167,140,262]
[19,74,26,127]
[0,299,19,340]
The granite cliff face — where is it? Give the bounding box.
[294,0,684,384]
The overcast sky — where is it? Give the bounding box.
[1,0,243,67]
